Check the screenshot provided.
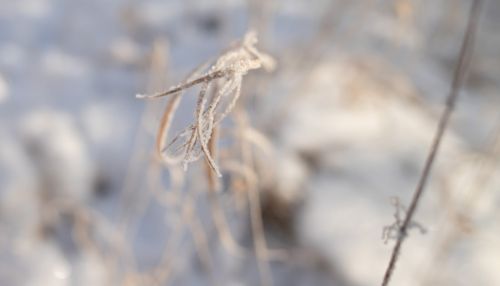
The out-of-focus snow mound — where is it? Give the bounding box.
[20,110,95,202]
[0,109,109,286]
[1,109,96,241]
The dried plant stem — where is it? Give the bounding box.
[117,40,171,282]
[204,126,248,256]
[197,82,222,176]
[248,180,272,286]
[205,126,221,192]
[151,213,184,285]
[184,197,216,284]
[381,1,483,285]
[209,193,248,257]
[236,109,273,286]
[156,93,182,158]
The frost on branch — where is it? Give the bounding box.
[382,197,427,244]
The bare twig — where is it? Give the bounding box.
[381,1,483,285]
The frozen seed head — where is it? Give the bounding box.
[136,30,275,177]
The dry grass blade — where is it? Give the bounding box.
[136,70,226,99]
[156,93,182,161]
[381,1,483,285]
[205,126,220,192]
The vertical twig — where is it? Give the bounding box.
[381,1,483,285]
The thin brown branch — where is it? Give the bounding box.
[381,0,483,285]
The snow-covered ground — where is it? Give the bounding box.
[1,0,499,285]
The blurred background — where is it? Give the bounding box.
[0,0,499,285]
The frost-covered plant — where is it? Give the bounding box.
[382,197,426,244]
[137,31,275,177]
